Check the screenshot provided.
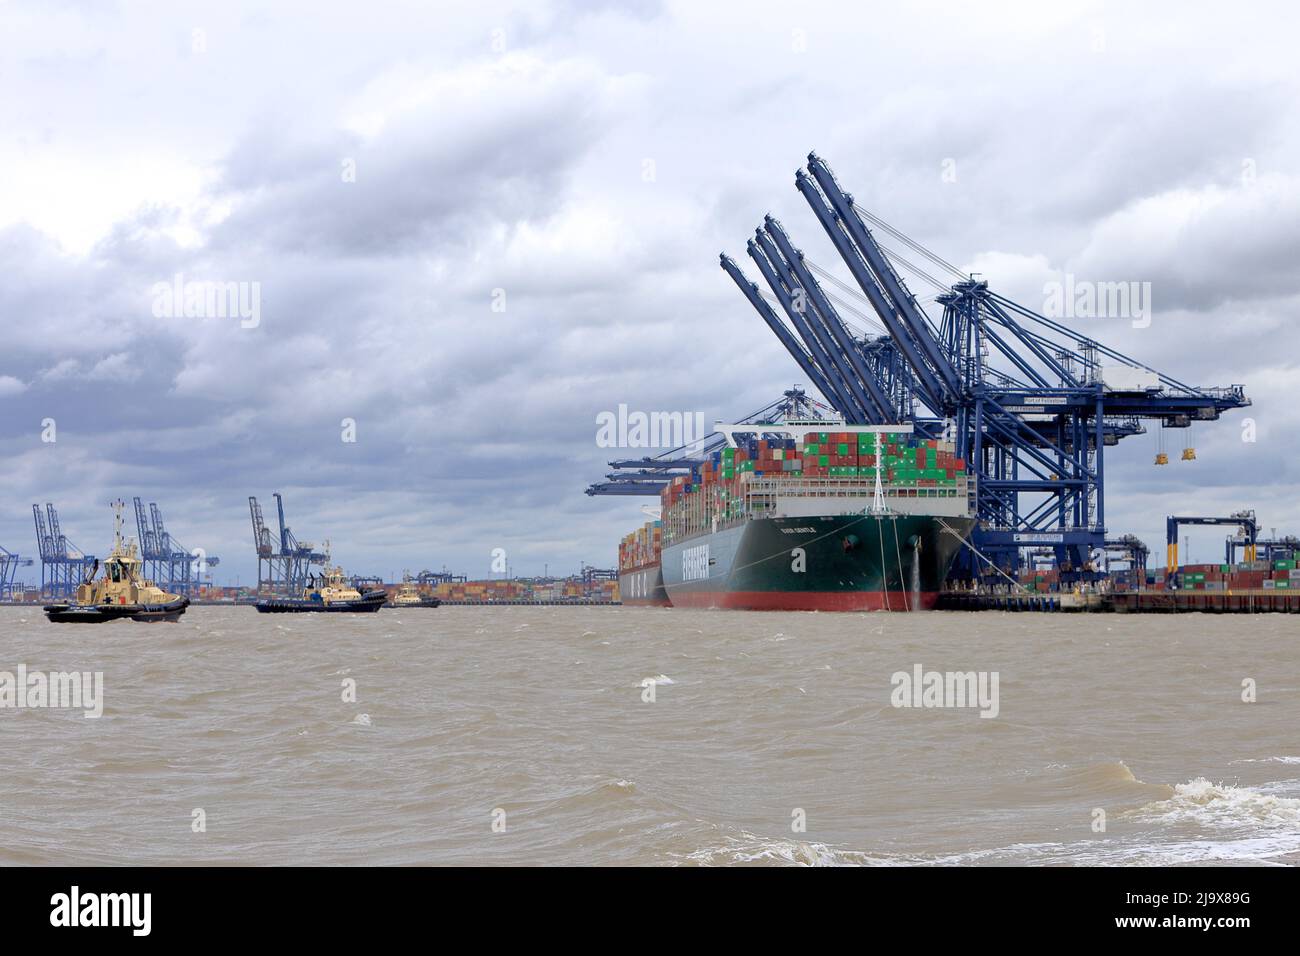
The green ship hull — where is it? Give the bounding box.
[660,512,976,611]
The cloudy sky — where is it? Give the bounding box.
[2,0,1297,585]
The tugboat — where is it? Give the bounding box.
[387,572,441,608]
[44,501,190,623]
[254,561,387,613]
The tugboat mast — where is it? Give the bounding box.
[112,498,127,552]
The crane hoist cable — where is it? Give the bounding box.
[804,261,890,333]
[806,255,943,340]
[851,203,967,281]
[873,240,952,292]
[848,203,1205,408]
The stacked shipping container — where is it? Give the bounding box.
[1018,560,1300,593]
[431,578,620,603]
[618,520,664,572]
[655,432,969,546]
[798,432,966,485]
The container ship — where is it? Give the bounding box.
[626,423,977,611]
[618,520,671,606]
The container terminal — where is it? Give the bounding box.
[592,152,1288,612]
[0,159,1281,613]
[3,491,620,606]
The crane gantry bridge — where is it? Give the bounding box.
[589,153,1250,578]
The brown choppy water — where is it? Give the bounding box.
[1,605,1298,866]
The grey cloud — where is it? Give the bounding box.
[2,1,1299,584]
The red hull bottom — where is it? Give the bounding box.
[666,590,941,612]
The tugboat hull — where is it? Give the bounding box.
[387,597,442,608]
[44,597,190,624]
[130,598,190,622]
[255,590,388,613]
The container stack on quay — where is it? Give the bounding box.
[1164,559,1300,591]
[1016,560,1298,594]
[431,577,619,604]
[1009,556,1300,598]
[1099,555,1300,613]
[1020,569,1062,593]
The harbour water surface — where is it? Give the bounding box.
[1,606,1297,866]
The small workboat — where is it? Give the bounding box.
[44,501,190,623]
[386,573,441,608]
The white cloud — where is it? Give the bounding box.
[1,0,1299,582]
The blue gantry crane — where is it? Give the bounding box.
[248,492,327,595]
[31,503,97,599]
[1104,535,1150,578]
[591,153,1251,581]
[0,544,34,600]
[132,497,220,597]
[585,387,835,496]
[417,568,468,586]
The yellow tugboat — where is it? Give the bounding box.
[387,572,441,608]
[254,559,387,613]
[43,501,190,623]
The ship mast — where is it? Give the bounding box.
[871,432,886,514]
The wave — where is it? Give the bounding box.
[1130,777,1300,831]
[675,832,898,867]
[1015,760,1175,803]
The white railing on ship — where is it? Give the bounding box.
[742,477,967,498]
[662,477,974,543]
